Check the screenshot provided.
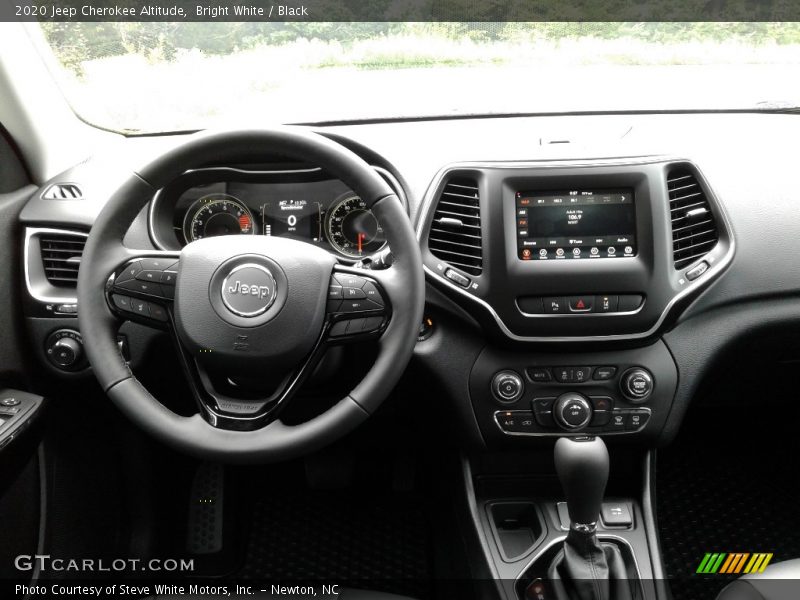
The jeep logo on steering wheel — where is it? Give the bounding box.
[220,263,277,317]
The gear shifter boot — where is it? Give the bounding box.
[547,529,634,600]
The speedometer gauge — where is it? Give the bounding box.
[183,194,255,243]
[325,195,386,258]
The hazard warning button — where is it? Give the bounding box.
[567,296,594,313]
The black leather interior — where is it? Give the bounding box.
[716,559,800,600]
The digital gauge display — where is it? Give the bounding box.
[260,199,323,242]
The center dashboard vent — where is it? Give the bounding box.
[427,176,483,276]
[40,233,85,287]
[668,169,719,269]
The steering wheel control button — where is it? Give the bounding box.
[334,273,367,289]
[148,304,169,322]
[130,298,150,316]
[361,282,384,306]
[136,269,162,282]
[527,367,552,382]
[592,366,617,380]
[567,296,593,312]
[343,286,366,299]
[444,268,471,288]
[115,261,143,284]
[554,393,592,430]
[141,257,175,271]
[328,285,343,299]
[620,368,654,402]
[112,295,132,312]
[220,263,277,318]
[115,278,160,296]
[160,270,178,285]
[491,371,524,404]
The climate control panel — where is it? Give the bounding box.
[469,343,676,442]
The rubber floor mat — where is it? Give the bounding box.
[657,417,800,600]
[237,491,433,599]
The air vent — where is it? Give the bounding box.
[668,169,719,269]
[428,176,483,276]
[40,233,85,287]
[42,183,83,200]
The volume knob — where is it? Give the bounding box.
[491,371,524,404]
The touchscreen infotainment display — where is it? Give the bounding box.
[516,189,636,260]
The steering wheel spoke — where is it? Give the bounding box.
[324,264,392,342]
[169,319,329,431]
[106,252,180,326]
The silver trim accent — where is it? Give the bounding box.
[494,407,652,437]
[415,157,736,342]
[148,165,408,253]
[220,263,277,317]
[24,227,88,304]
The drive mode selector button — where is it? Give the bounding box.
[491,371,524,404]
[554,392,592,431]
[620,368,654,403]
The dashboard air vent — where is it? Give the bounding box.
[668,169,718,269]
[40,233,85,287]
[42,183,83,200]
[428,176,483,276]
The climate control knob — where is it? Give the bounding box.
[554,392,592,431]
[620,368,654,403]
[491,370,524,404]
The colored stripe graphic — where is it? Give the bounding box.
[697,553,773,574]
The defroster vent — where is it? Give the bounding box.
[668,169,719,269]
[40,233,85,287]
[427,176,483,276]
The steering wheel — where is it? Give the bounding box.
[77,128,424,463]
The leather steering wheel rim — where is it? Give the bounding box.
[77,127,424,463]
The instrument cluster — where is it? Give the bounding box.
[149,167,400,261]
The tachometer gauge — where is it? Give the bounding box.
[183,194,255,243]
[325,195,386,258]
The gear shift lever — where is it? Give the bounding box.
[554,436,609,528]
[548,437,633,600]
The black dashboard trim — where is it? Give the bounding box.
[415,157,736,342]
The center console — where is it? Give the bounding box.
[416,157,732,447]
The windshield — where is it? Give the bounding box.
[33,22,800,134]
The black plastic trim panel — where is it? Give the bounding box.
[415,157,734,342]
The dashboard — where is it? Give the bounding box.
[17,111,800,451]
[147,166,406,260]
